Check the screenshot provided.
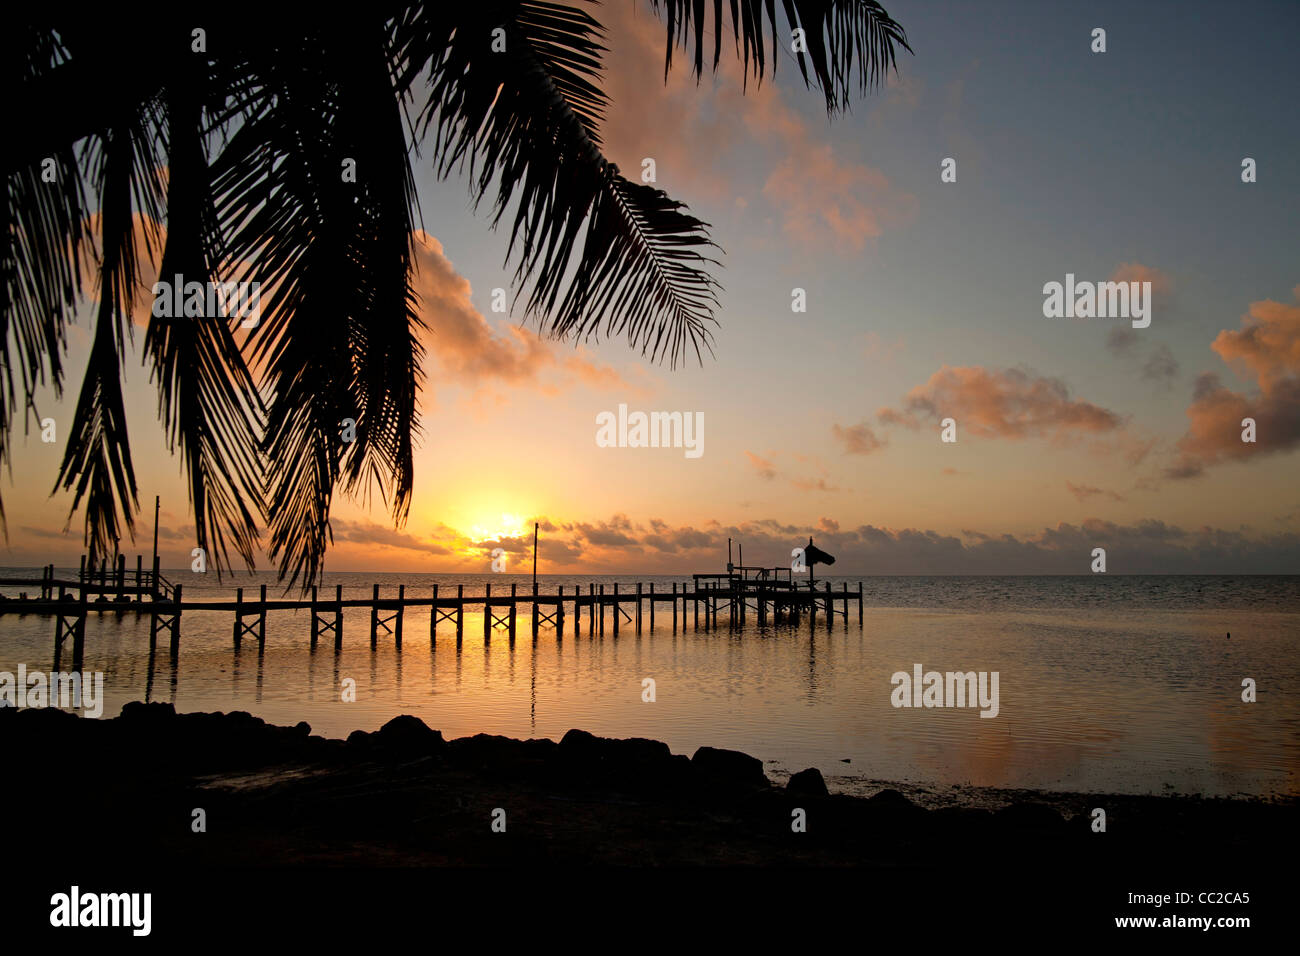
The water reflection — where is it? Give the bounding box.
[2,583,1297,798]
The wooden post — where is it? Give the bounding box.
[613,583,619,636]
[72,584,88,670]
[234,588,243,647]
[588,583,595,637]
[532,582,539,637]
[170,584,182,655]
[557,585,564,637]
[53,586,64,669]
[858,580,863,627]
[395,584,405,648]
[508,583,517,642]
[483,582,492,641]
[599,584,606,635]
[258,584,268,648]
[431,584,439,643]
[335,584,344,650]
[79,554,87,584]
[456,584,464,645]
[116,554,126,599]
[636,582,642,632]
[151,494,160,583]
[310,585,319,647]
[671,582,677,630]
[649,582,654,630]
[693,583,699,630]
[370,584,380,648]
[135,554,143,597]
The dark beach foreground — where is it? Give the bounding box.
[4,702,1293,865]
[2,703,1289,939]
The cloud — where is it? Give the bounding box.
[1065,481,1125,503]
[745,449,844,491]
[745,450,778,480]
[1141,344,1180,386]
[1106,327,1139,356]
[1168,286,1300,477]
[410,231,639,397]
[790,477,842,492]
[1111,262,1172,298]
[330,517,454,556]
[831,421,887,455]
[761,144,917,252]
[597,1,915,251]
[525,513,1300,573]
[878,365,1124,442]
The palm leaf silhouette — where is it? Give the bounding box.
[2,2,910,589]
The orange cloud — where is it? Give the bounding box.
[745,450,777,480]
[878,365,1124,442]
[831,421,887,455]
[411,231,638,396]
[597,1,914,251]
[1111,262,1172,296]
[1065,481,1125,503]
[1169,286,1300,477]
[762,144,916,252]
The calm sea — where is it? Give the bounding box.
[2,571,1297,800]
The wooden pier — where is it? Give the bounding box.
[0,556,863,664]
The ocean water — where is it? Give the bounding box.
[1,571,1297,799]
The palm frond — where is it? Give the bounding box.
[54,119,165,559]
[650,0,912,112]
[416,0,721,368]
[147,76,266,577]
[210,19,423,588]
[0,26,88,534]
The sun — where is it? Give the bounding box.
[469,512,528,542]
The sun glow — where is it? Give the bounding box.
[469,513,528,543]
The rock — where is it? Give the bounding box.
[119,700,176,722]
[375,715,446,755]
[691,746,768,788]
[787,767,829,798]
[448,734,558,781]
[557,729,688,789]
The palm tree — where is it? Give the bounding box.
[2,1,910,588]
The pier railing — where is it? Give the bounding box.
[1,557,864,668]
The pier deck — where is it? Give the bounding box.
[1,557,863,669]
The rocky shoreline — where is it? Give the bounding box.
[3,702,1293,868]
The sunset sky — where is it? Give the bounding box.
[5,0,1299,574]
